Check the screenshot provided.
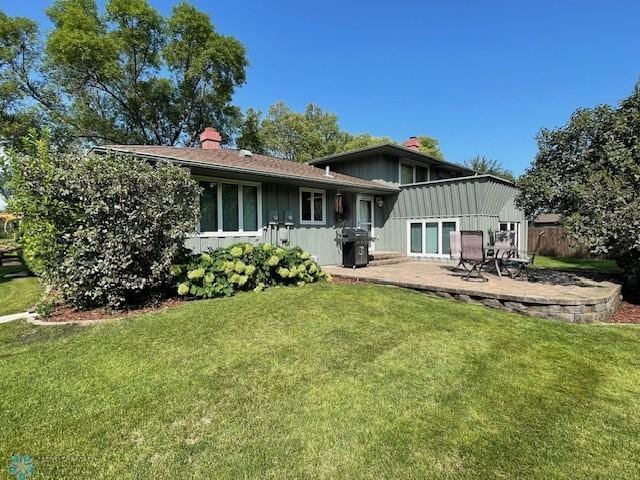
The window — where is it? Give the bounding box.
[300,188,326,225]
[499,222,520,247]
[416,166,428,183]
[399,162,430,184]
[199,182,218,232]
[198,179,261,236]
[410,223,422,253]
[406,218,459,257]
[400,164,414,184]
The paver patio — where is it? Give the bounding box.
[324,261,622,322]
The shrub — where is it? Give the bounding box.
[173,243,330,299]
[8,135,199,309]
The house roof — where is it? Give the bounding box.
[92,145,399,193]
[309,143,476,176]
[534,213,561,225]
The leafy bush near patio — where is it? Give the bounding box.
[517,84,640,276]
[8,134,199,309]
[173,243,329,299]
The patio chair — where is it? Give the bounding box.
[449,231,468,272]
[460,231,490,282]
[504,250,538,280]
[489,231,516,278]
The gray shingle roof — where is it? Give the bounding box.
[94,145,399,192]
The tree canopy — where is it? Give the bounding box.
[517,85,640,274]
[237,101,444,162]
[0,0,248,150]
[464,156,515,182]
[415,135,444,160]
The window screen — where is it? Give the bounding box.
[199,182,217,232]
[416,166,428,182]
[301,191,312,221]
[400,164,414,184]
[426,222,438,254]
[442,222,457,255]
[313,192,324,222]
[242,185,258,231]
[222,183,239,231]
[410,223,422,253]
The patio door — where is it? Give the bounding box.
[499,222,520,248]
[356,194,374,251]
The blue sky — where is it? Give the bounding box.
[2,0,639,175]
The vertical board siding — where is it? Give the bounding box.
[325,155,399,186]
[188,180,353,265]
[376,177,527,255]
[187,174,527,265]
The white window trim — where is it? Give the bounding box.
[399,160,431,185]
[499,221,521,248]
[299,187,326,225]
[356,194,375,252]
[406,218,459,258]
[195,175,263,238]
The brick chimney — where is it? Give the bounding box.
[200,127,222,150]
[403,136,421,151]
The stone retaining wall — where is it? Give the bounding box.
[425,287,622,323]
[330,272,623,323]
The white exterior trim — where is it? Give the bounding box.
[399,159,431,185]
[499,221,521,249]
[299,187,326,225]
[406,217,459,258]
[194,175,263,238]
[356,194,375,252]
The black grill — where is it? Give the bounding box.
[340,228,373,268]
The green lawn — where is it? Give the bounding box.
[533,255,622,274]
[0,265,42,316]
[1,283,640,479]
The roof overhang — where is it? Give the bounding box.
[309,143,476,176]
[401,173,518,188]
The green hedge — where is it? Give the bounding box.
[173,243,330,299]
[8,135,200,309]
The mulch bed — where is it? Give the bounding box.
[610,288,640,324]
[610,302,640,324]
[40,297,186,324]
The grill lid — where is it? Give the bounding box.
[342,228,373,241]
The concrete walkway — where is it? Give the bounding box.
[0,311,31,324]
[325,262,622,322]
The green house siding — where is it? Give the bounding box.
[186,180,363,265]
[185,168,527,265]
[316,153,465,187]
[323,155,399,187]
[375,177,527,255]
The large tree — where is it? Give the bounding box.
[517,85,640,275]
[0,0,247,149]
[464,155,515,182]
[340,133,394,151]
[236,108,266,154]
[258,102,345,162]
[239,101,446,162]
[416,135,444,160]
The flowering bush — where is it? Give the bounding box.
[173,243,330,299]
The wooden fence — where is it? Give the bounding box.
[528,226,590,258]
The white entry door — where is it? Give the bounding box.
[356,194,375,252]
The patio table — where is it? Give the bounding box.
[485,245,518,279]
